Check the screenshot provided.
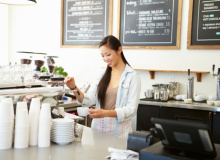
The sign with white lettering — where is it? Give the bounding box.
[188,0,220,49]
[117,0,182,49]
[61,0,113,48]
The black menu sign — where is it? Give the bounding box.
[191,0,220,46]
[61,0,112,47]
[119,0,182,49]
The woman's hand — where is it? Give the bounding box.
[89,108,106,118]
[64,77,76,90]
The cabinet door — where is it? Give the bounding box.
[137,104,160,131]
[160,107,213,131]
[213,112,220,144]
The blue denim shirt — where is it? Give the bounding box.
[81,64,141,138]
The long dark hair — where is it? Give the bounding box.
[97,35,130,109]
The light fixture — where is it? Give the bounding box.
[0,0,36,5]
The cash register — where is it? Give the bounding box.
[139,118,219,160]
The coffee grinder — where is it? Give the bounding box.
[33,53,47,72]
[17,51,33,65]
[47,56,58,75]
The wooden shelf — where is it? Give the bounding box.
[134,69,210,82]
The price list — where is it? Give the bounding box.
[197,0,220,41]
[63,0,109,45]
[120,0,179,46]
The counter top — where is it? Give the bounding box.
[0,86,64,95]
[0,126,126,160]
[139,99,220,112]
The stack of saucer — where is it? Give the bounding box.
[51,119,74,145]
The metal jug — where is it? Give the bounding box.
[145,89,153,98]
[167,89,174,99]
[154,89,160,100]
[160,90,168,101]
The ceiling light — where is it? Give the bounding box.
[0,0,36,5]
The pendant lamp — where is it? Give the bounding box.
[0,0,37,5]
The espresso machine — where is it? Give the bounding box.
[212,65,220,100]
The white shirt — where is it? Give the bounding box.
[81,64,141,139]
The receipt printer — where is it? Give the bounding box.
[127,131,159,152]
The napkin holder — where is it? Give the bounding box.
[127,131,159,152]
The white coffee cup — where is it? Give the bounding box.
[208,95,215,101]
[181,95,187,100]
[184,99,192,104]
[214,101,220,106]
[58,107,65,117]
[175,95,182,100]
[207,101,214,106]
[77,107,89,117]
[194,95,205,101]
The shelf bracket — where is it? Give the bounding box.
[149,71,155,79]
[196,73,202,82]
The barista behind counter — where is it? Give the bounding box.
[65,35,141,139]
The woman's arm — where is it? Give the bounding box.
[89,108,117,118]
[65,73,102,107]
[65,77,84,103]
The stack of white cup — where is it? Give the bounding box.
[38,103,51,147]
[0,102,14,149]
[2,98,14,147]
[14,102,29,149]
[29,98,41,146]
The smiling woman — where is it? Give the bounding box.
[65,35,141,139]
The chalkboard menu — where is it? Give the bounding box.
[188,0,220,49]
[61,0,113,48]
[118,0,182,49]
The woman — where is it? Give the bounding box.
[65,35,141,139]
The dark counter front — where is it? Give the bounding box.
[137,101,220,144]
[140,142,220,160]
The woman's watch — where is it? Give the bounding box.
[71,85,77,90]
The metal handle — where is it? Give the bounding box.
[213,64,215,72]
[64,93,76,99]
[188,69,190,76]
